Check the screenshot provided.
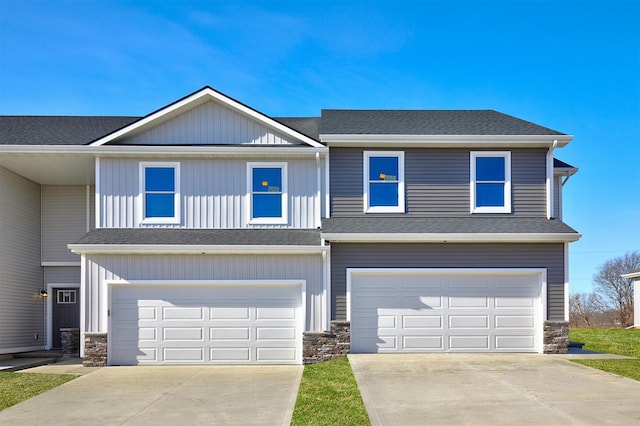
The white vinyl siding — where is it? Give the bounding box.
[118,101,301,146]
[81,254,324,335]
[42,186,87,263]
[99,158,320,228]
[0,167,44,353]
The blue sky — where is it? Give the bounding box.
[1,0,638,293]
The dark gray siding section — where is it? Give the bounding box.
[330,148,547,217]
[331,243,565,321]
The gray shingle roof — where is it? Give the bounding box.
[320,110,566,136]
[274,117,321,140]
[321,217,579,235]
[72,228,321,246]
[0,116,139,145]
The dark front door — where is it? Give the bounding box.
[52,288,80,349]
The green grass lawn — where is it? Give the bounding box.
[0,372,76,411]
[292,357,370,425]
[569,328,640,381]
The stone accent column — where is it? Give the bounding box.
[60,328,80,357]
[302,321,350,364]
[83,333,108,367]
[543,321,569,354]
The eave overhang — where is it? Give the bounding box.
[319,134,573,148]
[320,232,582,243]
[68,244,329,255]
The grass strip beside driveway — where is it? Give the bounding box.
[570,328,640,381]
[292,357,370,425]
[0,372,76,411]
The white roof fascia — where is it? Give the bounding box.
[319,134,573,148]
[622,271,640,279]
[320,232,582,243]
[0,145,327,156]
[68,244,329,255]
[90,87,325,148]
[554,167,579,177]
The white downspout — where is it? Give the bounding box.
[316,152,321,227]
[546,140,557,219]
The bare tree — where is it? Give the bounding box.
[593,251,640,328]
[569,292,605,327]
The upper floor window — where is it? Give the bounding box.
[470,151,511,213]
[364,151,405,213]
[248,162,288,224]
[139,162,180,224]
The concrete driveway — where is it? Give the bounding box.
[0,365,302,425]
[349,353,640,426]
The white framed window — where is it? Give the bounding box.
[139,162,181,224]
[247,162,288,224]
[363,151,405,213]
[470,151,511,213]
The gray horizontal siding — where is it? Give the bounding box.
[330,243,565,322]
[99,157,320,228]
[44,266,81,284]
[330,148,547,216]
[120,101,300,145]
[42,186,86,262]
[553,176,562,219]
[83,253,325,334]
[0,167,44,353]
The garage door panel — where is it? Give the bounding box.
[449,335,490,350]
[257,348,297,362]
[403,315,442,329]
[164,347,204,362]
[163,306,204,320]
[210,307,251,320]
[449,315,489,329]
[449,296,489,308]
[110,283,302,365]
[495,315,535,328]
[210,348,250,362]
[495,335,535,350]
[163,327,203,341]
[403,335,443,350]
[256,327,296,340]
[210,327,250,340]
[351,271,542,353]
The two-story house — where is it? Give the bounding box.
[0,86,580,365]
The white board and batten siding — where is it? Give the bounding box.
[98,158,321,228]
[118,100,302,146]
[82,253,324,335]
[348,269,545,353]
[0,167,44,353]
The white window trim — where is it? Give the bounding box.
[138,161,181,225]
[363,151,405,213]
[470,151,511,214]
[247,162,288,225]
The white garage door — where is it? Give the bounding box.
[349,269,544,353]
[110,283,303,365]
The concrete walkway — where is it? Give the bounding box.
[349,353,640,426]
[0,365,302,425]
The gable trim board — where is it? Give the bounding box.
[90,87,325,149]
[346,268,546,353]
